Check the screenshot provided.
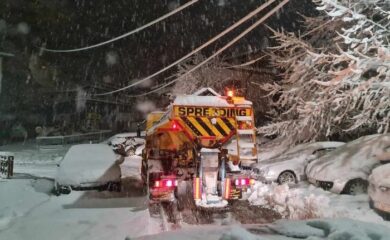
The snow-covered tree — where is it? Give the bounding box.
[172,54,234,95]
[259,0,389,144]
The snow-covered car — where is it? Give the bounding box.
[306,134,390,195]
[368,161,390,220]
[54,144,121,194]
[251,142,345,184]
[107,132,145,156]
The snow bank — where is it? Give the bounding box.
[369,164,390,187]
[138,218,390,240]
[271,218,390,240]
[248,182,329,219]
[121,155,142,179]
[248,182,388,226]
[136,225,260,240]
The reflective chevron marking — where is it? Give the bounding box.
[180,116,235,138]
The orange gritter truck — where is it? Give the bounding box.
[141,88,257,210]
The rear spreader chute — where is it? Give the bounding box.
[142,88,257,209]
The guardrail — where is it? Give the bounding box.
[36,130,112,150]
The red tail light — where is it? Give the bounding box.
[234,178,253,186]
[153,177,178,188]
[165,180,173,187]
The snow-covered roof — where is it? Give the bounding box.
[192,87,221,96]
[174,95,232,107]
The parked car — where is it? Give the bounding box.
[107,132,145,156]
[368,159,390,220]
[306,134,390,195]
[251,142,345,184]
[54,144,121,195]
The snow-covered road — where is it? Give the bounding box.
[0,178,162,240]
[0,149,163,240]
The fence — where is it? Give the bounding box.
[0,152,14,178]
[36,130,112,150]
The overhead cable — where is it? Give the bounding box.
[40,0,199,53]
[125,0,290,97]
[94,0,278,96]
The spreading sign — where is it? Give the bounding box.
[174,106,251,118]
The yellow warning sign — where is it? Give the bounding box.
[174,106,251,118]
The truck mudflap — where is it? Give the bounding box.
[149,190,175,202]
[195,195,229,209]
[192,176,254,209]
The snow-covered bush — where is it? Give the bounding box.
[259,0,389,144]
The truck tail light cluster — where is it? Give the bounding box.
[154,178,178,188]
[234,178,255,187]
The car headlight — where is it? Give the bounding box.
[379,186,390,192]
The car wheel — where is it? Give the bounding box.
[343,179,368,195]
[53,184,71,195]
[277,171,296,185]
[107,182,121,192]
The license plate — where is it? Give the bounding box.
[230,188,242,199]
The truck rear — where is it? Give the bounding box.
[142,88,257,210]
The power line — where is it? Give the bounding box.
[224,55,266,69]
[124,0,290,97]
[94,0,278,96]
[40,0,199,53]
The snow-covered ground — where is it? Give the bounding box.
[0,140,389,240]
[0,142,162,240]
[0,178,161,240]
[138,218,390,240]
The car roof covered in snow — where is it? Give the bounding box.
[306,134,390,181]
[56,144,120,185]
